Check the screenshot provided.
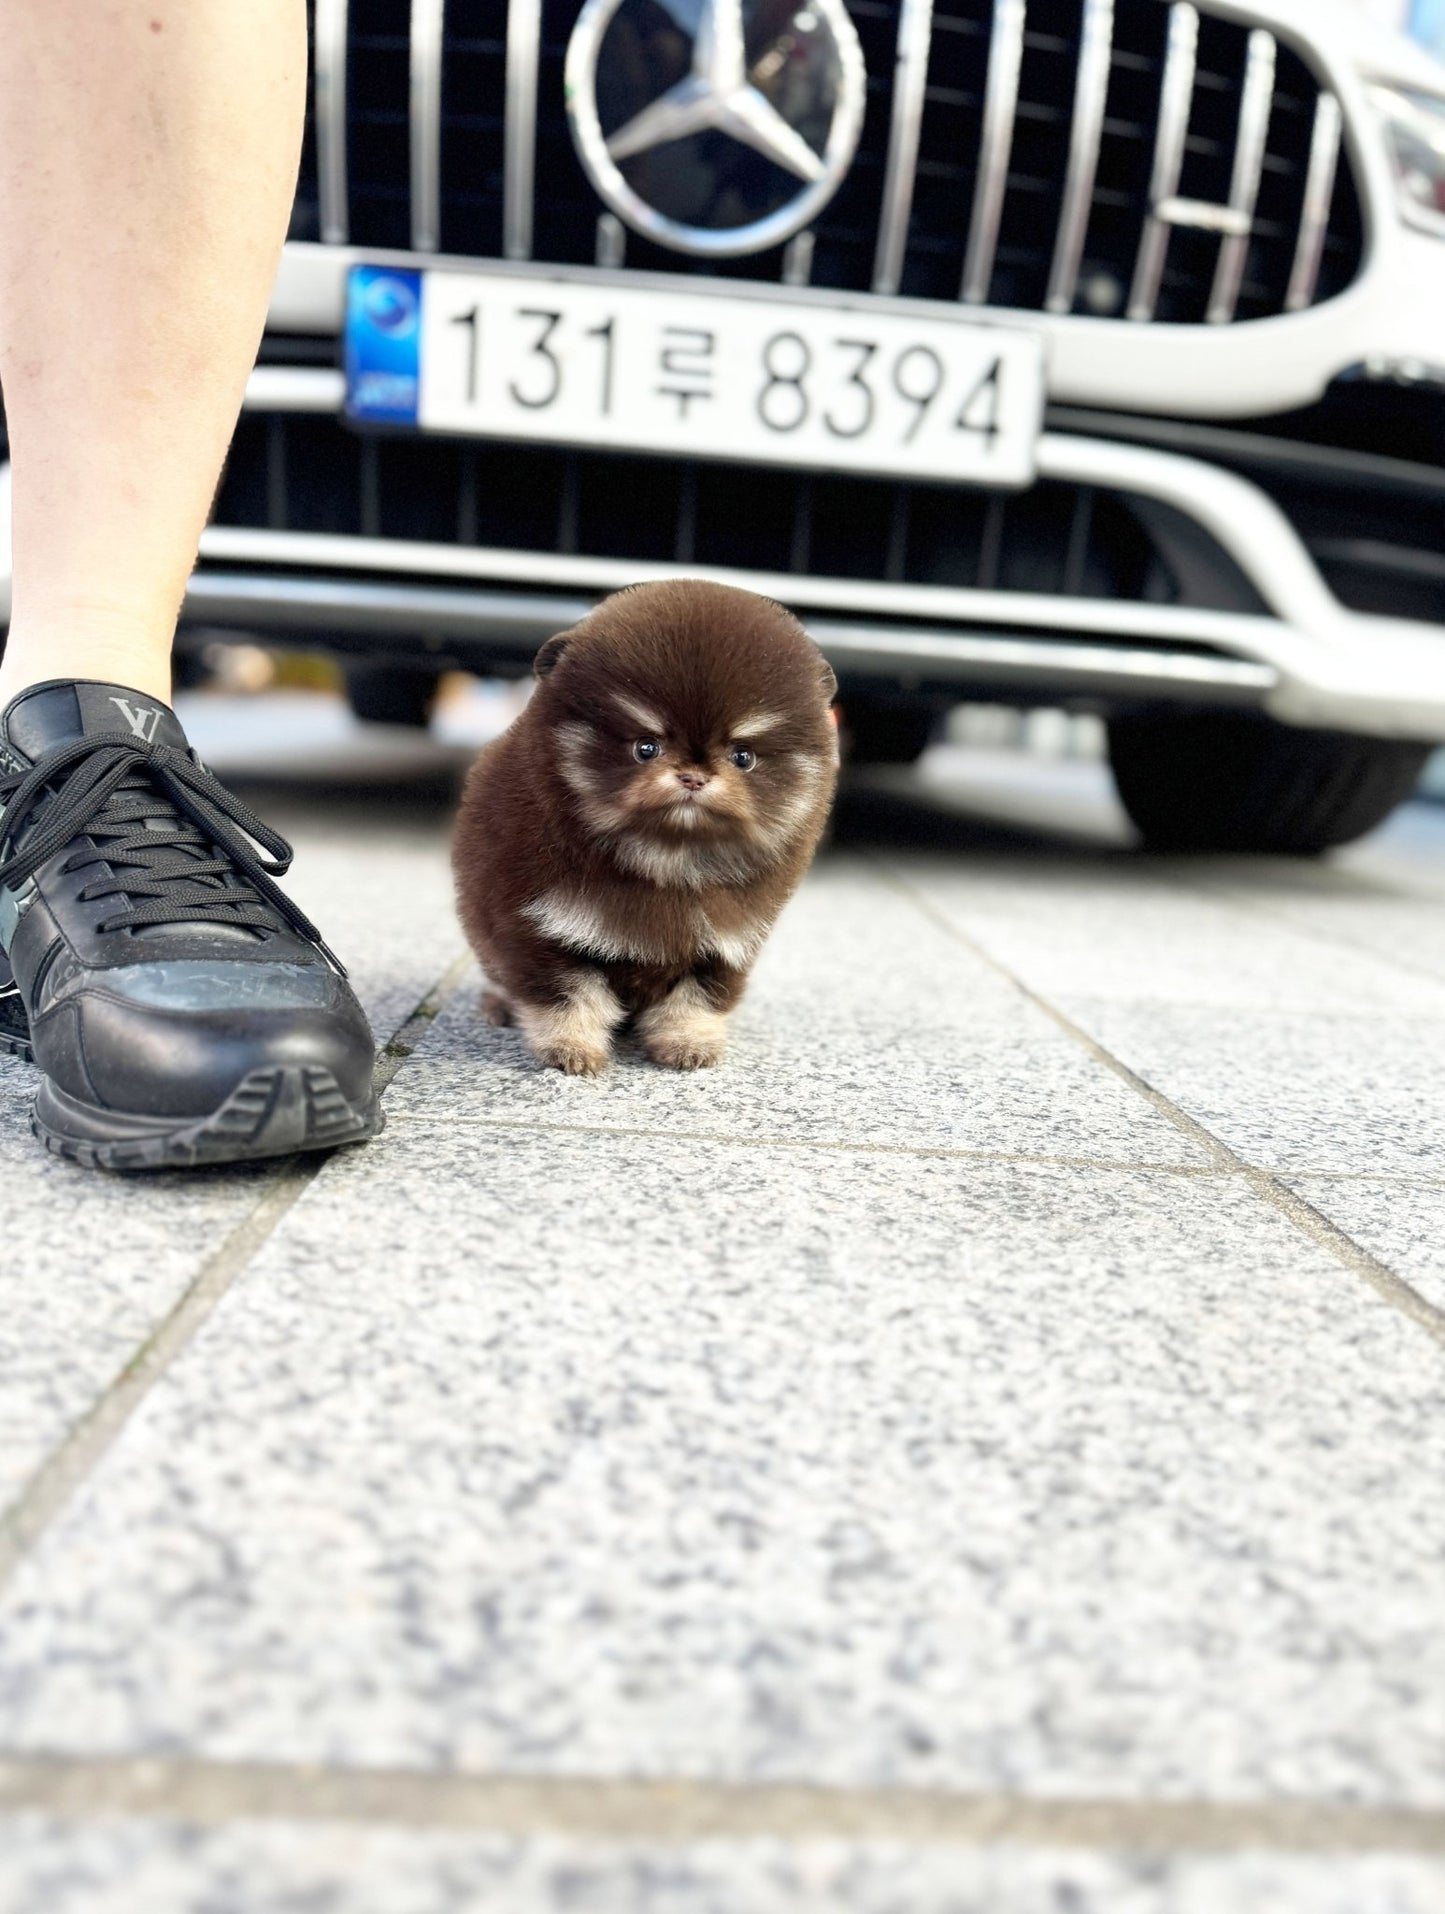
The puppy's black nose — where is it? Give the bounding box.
[676,769,708,792]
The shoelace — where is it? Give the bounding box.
[0,730,343,972]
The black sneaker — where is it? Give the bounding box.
[0,679,382,1169]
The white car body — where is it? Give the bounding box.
[8,0,1440,744]
[238,2,1445,742]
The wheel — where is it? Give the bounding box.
[842,698,939,765]
[1107,712,1431,854]
[343,661,442,728]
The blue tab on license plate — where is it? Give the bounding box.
[345,265,424,425]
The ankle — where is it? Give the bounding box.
[0,617,173,710]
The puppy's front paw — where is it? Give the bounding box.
[480,988,514,1027]
[515,974,623,1077]
[638,980,730,1071]
[645,1030,727,1071]
[532,1038,611,1077]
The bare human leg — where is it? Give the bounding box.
[0,3,381,1170]
[0,0,306,705]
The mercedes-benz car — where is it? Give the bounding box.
[108,0,1445,846]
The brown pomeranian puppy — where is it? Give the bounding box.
[452,579,838,1075]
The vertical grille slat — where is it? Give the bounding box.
[314,0,351,245]
[1205,28,1276,322]
[977,494,1005,586]
[312,0,1363,326]
[1126,2,1199,321]
[782,230,816,285]
[1285,91,1344,314]
[410,0,446,251]
[960,0,1027,303]
[595,211,627,267]
[872,0,936,295]
[1044,0,1113,314]
[504,0,542,259]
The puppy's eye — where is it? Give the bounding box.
[632,737,662,763]
[730,746,757,772]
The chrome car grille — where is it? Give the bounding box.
[294,0,1362,324]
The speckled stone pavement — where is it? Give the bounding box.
[2,697,1444,1914]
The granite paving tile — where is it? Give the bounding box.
[3,1817,1444,1914]
[1052,1002,1445,1178]
[388,998,1210,1165]
[1283,1178,1445,1315]
[1,1126,1443,1803]
[1175,859,1445,993]
[0,1069,269,1515]
[1348,791,1445,889]
[886,854,1445,1018]
[387,859,1210,1167]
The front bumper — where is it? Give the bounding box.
[152,363,1445,742]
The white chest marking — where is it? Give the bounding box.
[523,891,655,961]
[523,888,767,970]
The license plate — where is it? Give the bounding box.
[344,265,1045,489]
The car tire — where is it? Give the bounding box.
[842,699,939,765]
[1107,712,1431,854]
[343,661,442,729]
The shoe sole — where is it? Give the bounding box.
[27,1063,383,1172]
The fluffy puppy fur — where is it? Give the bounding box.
[452,579,838,1075]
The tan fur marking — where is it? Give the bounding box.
[700,919,766,968]
[555,722,629,834]
[732,709,789,737]
[553,720,596,781]
[614,694,667,734]
[753,781,826,856]
[638,975,729,1071]
[516,971,624,1076]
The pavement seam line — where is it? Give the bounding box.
[1,1755,1444,1854]
[0,949,473,1595]
[1272,1168,1445,1190]
[874,863,1445,1350]
[382,1110,1221,1178]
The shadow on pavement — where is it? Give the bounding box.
[831,774,1135,862]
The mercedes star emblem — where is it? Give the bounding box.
[566,0,867,258]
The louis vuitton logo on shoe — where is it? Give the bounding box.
[109,696,164,743]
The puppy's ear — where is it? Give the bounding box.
[533,631,573,681]
[817,654,838,704]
